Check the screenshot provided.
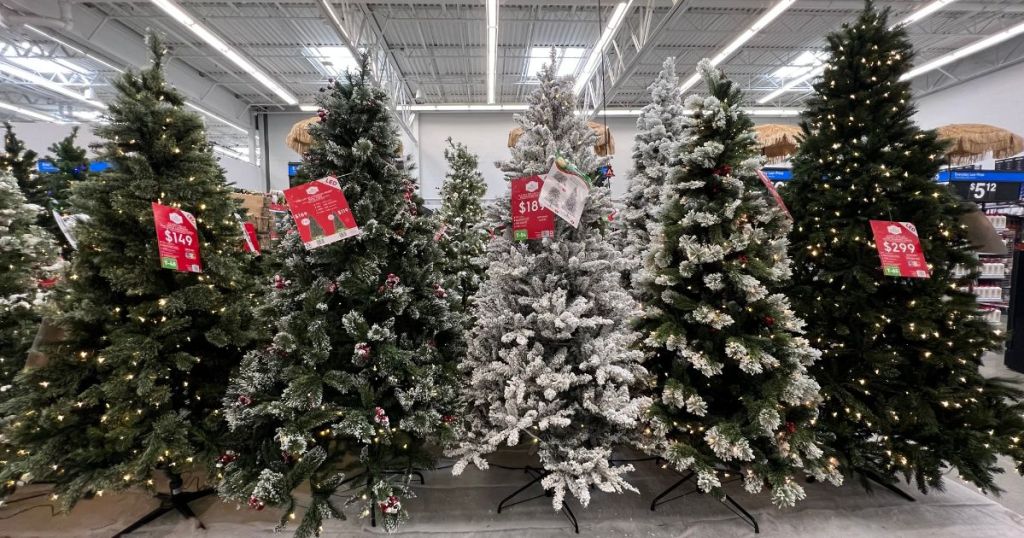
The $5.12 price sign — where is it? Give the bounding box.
[152,202,202,273]
[949,180,1021,203]
[869,220,929,278]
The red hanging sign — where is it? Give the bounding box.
[152,202,202,273]
[756,170,791,219]
[283,176,361,249]
[511,175,555,241]
[869,220,930,278]
[240,219,261,255]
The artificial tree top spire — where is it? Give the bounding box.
[785,2,1024,493]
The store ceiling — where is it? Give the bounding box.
[0,0,1022,150]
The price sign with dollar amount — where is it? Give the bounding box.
[869,220,929,279]
[510,175,555,241]
[152,202,202,273]
[949,180,1022,203]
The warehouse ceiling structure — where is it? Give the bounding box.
[0,0,1022,153]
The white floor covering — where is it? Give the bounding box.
[2,452,1023,538]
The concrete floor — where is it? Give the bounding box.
[968,351,1024,514]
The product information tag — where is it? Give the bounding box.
[238,215,260,255]
[283,176,361,249]
[152,202,202,273]
[53,208,81,250]
[869,220,930,278]
[756,170,791,219]
[511,175,555,240]
[539,161,590,228]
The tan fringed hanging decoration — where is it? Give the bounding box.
[285,116,319,154]
[754,124,802,164]
[936,123,1024,165]
[507,121,615,156]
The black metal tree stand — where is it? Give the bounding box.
[857,469,916,502]
[649,468,760,533]
[112,471,214,537]
[497,466,579,534]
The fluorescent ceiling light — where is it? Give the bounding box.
[151,0,298,105]
[680,0,796,93]
[1,43,91,77]
[770,50,827,79]
[0,101,61,122]
[0,61,103,107]
[306,46,358,77]
[902,19,1024,80]
[23,25,125,74]
[527,47,586,79]
[486,0,498,103]
[758,0,961,104]
[213,145,250,162]
[403,104,528,112]
[72,110,104,121]
[574,1,633,95]
[185,102,248,134]
[299,104,319,112]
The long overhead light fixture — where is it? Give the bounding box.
[213,145,251,162]
[758,0,960,103]
[24,25,125,74]
[573,1,634,95]
[402,104,800,117]
[184,102,249,134]
[0,61,104,107]
[0,100,62,122]
[151,0,298,105]
[902,19,1024,80]
[679,0,796,93]
[486,0,498,103]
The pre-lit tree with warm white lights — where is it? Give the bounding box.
[0,34,256,509]
[785,2,1024,493]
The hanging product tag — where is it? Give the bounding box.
[755,170,792,219]
[53,208,82,250]
[538,157,590,228]
[236,214,261,255]
[283,175,361,250]
[152,202,202,273]
[511,175,556,240]
[869,220,930,278]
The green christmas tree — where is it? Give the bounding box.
[436,138,488,309]
[0,170,60,495]
[40,127,90,256]
[217,63,461,536]
[0,33,257,509]
[784,2,1024,492]
[634,60,842,508]
[0,123,42,212]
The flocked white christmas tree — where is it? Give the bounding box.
[633,60,842,508]
[448,55,651,511]
[619,57,687,288]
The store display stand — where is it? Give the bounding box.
[858,469,916,502]
[496,466,579,534]
[112,473,213,537]
[649,469,759,533]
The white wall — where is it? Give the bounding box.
[9,122,264,191]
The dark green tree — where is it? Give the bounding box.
[217,62,461,536]
[784,2,1024,493]
[40,127,90,256]
[0,123,42,211]
[0,34,256,509]
[436,138,487,309]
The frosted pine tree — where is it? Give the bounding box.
[619,58,686,288]
[634,60,842,508]
[436,138,488,309]
[218,63,461,536]
[448,57,651,510]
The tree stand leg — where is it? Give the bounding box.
[496,466,579,534]
[112,472,213,537]
[651,470,759,533]
[650,471,695,511]
[859,469,916,502]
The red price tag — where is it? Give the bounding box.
[511,175,555,241]
[152,202,202,273]
[283,176,361,249]
[869,220,930,278]
[756,170,791,219]
[241,220,261,255]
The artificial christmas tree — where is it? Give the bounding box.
[218,63,461,536]
[436,138,488,309]
[0,123,42,213]
[40,127,90,256]
[448,57,650,512]
[0,34,257,511]
[634,59,842,508]
[619,57,687,288]
[784,2,1024,493]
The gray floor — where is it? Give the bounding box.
[969,351,1024,514]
